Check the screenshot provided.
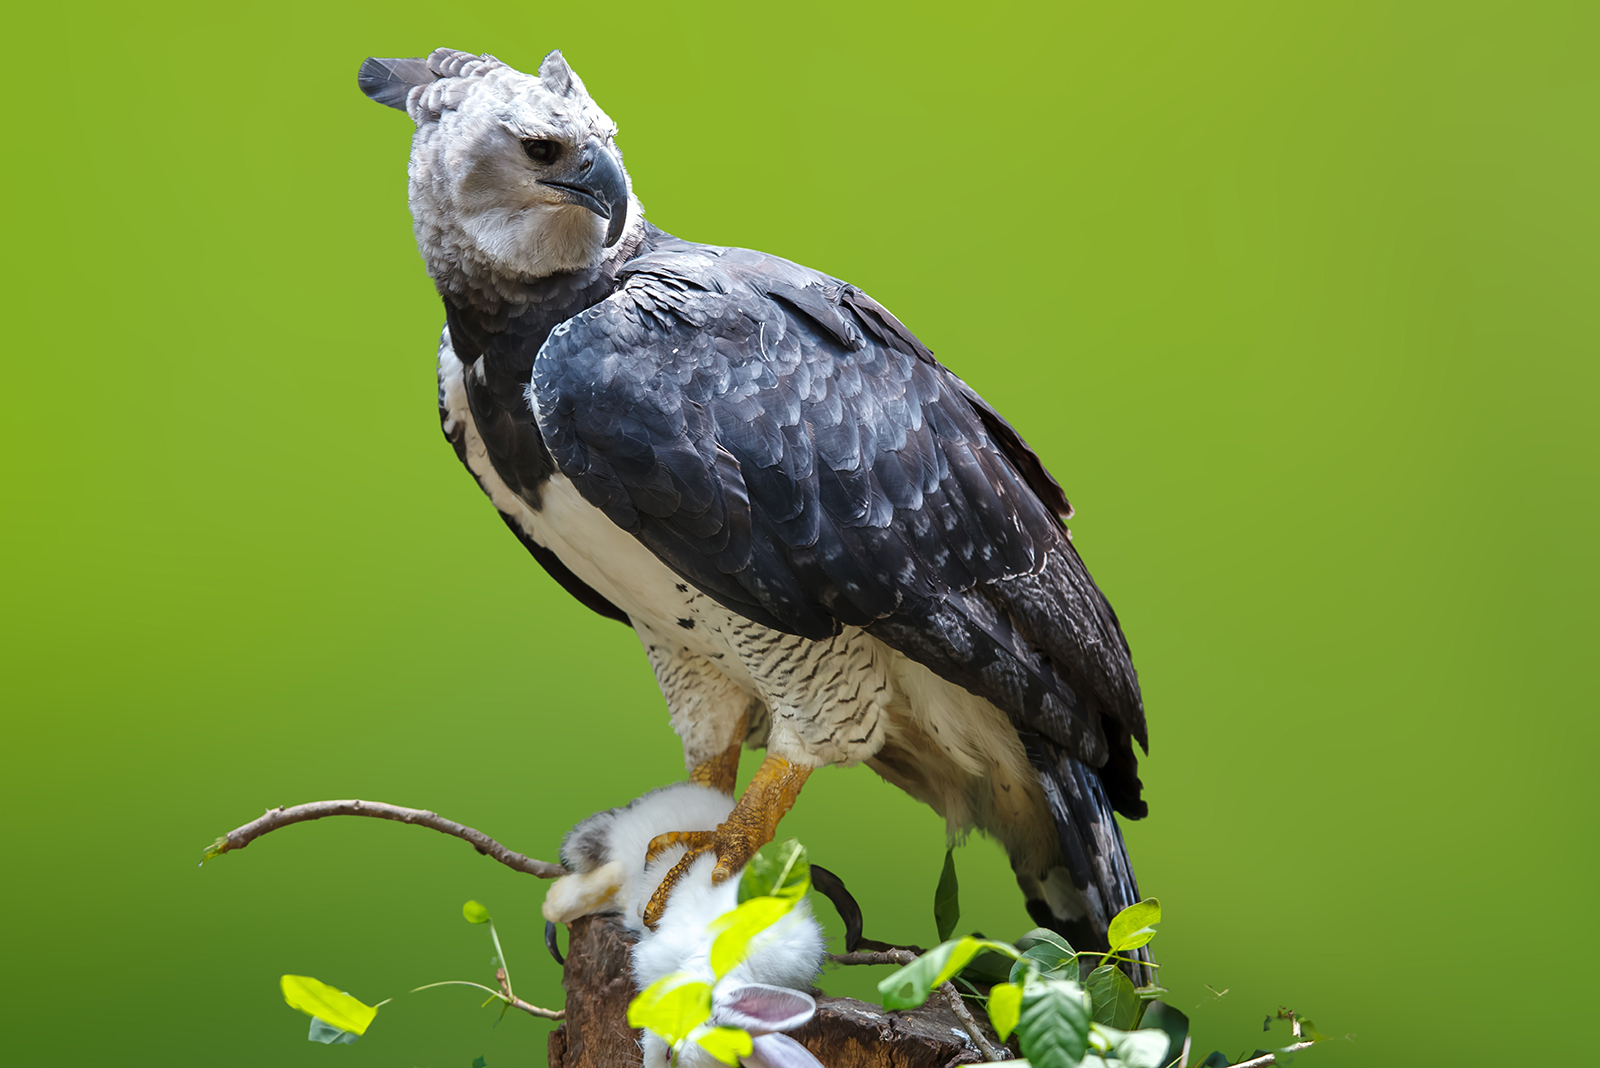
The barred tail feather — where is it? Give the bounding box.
[1018,736,1152,985]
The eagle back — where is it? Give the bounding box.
[530,238,1065,638]
[525,234,1146,813]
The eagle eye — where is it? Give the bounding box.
[522,139,562,165]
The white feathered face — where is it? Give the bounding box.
[362,49,637,284]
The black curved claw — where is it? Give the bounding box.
[545,919,565,966]
[808,863,863,953]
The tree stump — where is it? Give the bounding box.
[547,914,1004,1068]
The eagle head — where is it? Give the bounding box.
[358,48,637,294]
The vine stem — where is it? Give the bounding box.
[202,799,566,878]
[489,920,515,1000]
[495,966,565,1021]
[407,974,565,1021]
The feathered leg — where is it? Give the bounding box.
[689,707,748,795]
[642,710,751,859]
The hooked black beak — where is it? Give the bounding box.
[538,136,630,248]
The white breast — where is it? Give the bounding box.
[440,332,717,638]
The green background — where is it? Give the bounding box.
[4,1,1595,1064]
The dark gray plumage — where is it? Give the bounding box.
[532,236,1147,803]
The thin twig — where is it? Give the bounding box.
[497,967,565,1021]
[827,949,918,966]
[411,980,505,997]
[202,799,566,878]
[1226,1040,1318,1067]
[857,937,926,955]
[939,981,1006,1061]
[410,976,566,1021]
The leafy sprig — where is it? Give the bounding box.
[278,898,563,1046]
[860,862,1342,1067]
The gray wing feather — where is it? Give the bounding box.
[532,239,1146,815]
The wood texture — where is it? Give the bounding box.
[546,914,1007,1067]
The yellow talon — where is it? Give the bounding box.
[642,755,812,929]
[646,828,715,864]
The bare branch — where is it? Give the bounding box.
[203,799,566,878]
[497,967,565,1020]
[1226,1040,1318,1067]
[1222,1009,1325,1066]
[826,949,918,967]
[855,937,925,955]
[938,981,1006,1061]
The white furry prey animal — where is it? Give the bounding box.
[360,47,1152,970]
[545,784,827,1068]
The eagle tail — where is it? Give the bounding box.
[1020,735,1153,985]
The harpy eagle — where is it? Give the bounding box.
[359,48,1151,958]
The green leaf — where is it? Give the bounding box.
[988,982,1023,1041]
[280,975,378,1036]
[1015,978,1092,1068]
[1016,928,1076,956]
[627,975,714,1046]
[307,1017,359,1045]
[1136,1002,1189,1068]
[1195,1053,1230,1068]
[961,948,1019,986]
[877,937,1022,1010]
[694,1026,755,1065]
[472,1058,488,1068]
[737,839,811,904]
[1097,1025,1171,1068]
[1294,1018,1333,1044]
[709,896,796,978]
[1086,965,1140,1030]
[933,849,960,941]
[1011,940,1079,983]
[1106,899,1160,953]
[462,900,491,925]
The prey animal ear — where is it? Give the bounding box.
[713,984,817,1036]
[746,1033,826,1068]
[539,49,580,96]
[358,56,436,110]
